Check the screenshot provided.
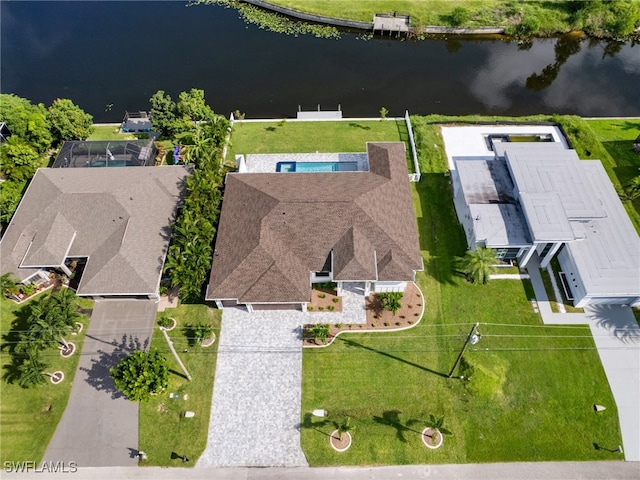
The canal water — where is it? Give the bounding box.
[2,1,639,121]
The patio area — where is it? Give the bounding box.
[239,152,369,173]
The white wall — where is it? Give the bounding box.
[374,281,407,293]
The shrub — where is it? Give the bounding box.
[396,322,401,326]
[328,305,335,311]
[309,324,330,344]
[110,350,169,402]
[308,306,314,311]
[318,306,324,311]
[384,322,390,327]
[318,293,326,299]
[157,314,173,328]
[377,292,403,315]
[450,6,469,26]
[332,297,340,303]
[190,322,214,345]
[336,323,343,328]
[371,323,377,327]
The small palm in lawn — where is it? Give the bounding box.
[458,247,497,285]
[191,322,214,344]
[157,314,173,329]
[425,414,452,438]
[337,417,352,441]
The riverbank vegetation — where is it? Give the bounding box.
[192,0,341,38]
[301,114,622,465]
[240,0,640,39]
[0,94,93,227]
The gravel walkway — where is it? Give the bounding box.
[197,309,308,467]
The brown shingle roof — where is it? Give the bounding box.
[207,143,423,304]
[0,166,191,296]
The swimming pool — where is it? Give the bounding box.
[276,161,358,172]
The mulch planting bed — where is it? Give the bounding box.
[303,283,423,347]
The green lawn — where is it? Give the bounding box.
[227,120,410,166]
[0,293,92,464]
[586,118,640,232]
[87,125,136,141]
[265,0,640,37]
[138,304,221,467]
[265,0,567,32]
[300,117,622,465]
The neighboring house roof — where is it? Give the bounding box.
[207,143,423,304]
[0,166,191,296]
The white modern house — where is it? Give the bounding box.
[443,126,640,308]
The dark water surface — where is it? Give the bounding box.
[2,1,639,121]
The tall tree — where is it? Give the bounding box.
[457,247,497,285]
[149,90,177,138]
[0,94,52,154]
[0,179,27,224]
[46,98,94,145]
[0,137,43,181]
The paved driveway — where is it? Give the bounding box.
[586,305,640,462]
[197,308,308,467]
[42,298,157,467]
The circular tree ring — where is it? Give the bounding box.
[422,427,443,449]
[164,317,177,331]
[201,333,216,348]
[60,342,76,358]
[50,371,64,384]
[329,430,352,452]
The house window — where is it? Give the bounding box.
[495,247,521,260]
[539,243,554,258]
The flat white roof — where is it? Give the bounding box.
[469,203,530,246]
[567,162,640,297]
[500,143,605,219]
[440,125,568,171]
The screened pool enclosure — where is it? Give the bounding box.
[53,140,156,168]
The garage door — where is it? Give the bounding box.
[251,303,302,311]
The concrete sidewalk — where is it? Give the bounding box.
[586,305,640,462]
[12,461,640,479]
[42,299,157,467]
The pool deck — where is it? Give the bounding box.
[243,152,369,173]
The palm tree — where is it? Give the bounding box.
[27,292,77,350]
[17,348,48,388]
[1,272,20,298]
[457,247,497,285]
[624,176,640,201]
